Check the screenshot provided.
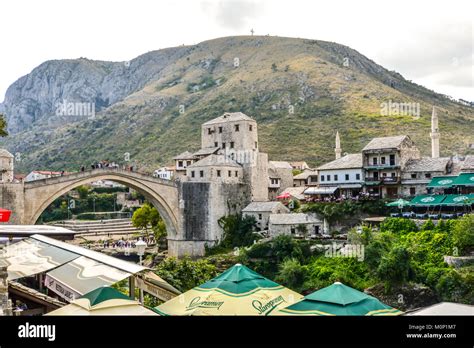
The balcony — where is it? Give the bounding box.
[365,164,399,170]
[381,176,400,184]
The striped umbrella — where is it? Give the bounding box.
[277,282,402,316]
[154,263,302,316]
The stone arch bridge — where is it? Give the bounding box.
[4,168,180,240]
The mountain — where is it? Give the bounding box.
[0,36,472,172]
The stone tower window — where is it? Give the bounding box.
[235,171,238,177]
[249,125,253,131]
[230,142,234,149]
[191,171,195,178]
[235,124,239,132]
[208,128,212,135]
[214,142,218,147]
[219,127,223,133]
[228,170,231,177]
[200,171,204,177]
[222,142,226,149]
[217,170,221,177]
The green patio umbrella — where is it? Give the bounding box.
[46,287,157,316]
[386,199,411,208]
[154,263,302,315]
[276,282,402,316]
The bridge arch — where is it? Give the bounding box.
[23,169,180,238]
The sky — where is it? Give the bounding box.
[0,0,472,102]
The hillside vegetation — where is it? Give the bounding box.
[0,36,472,172]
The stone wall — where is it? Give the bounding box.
[0,183,24,224]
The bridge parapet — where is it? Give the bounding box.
[24,168,178,188]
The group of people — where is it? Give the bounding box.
[101,236,155,249]
[80,161,134,172]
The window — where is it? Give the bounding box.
[381,157,386,164]
[345,174,349,181]
[178,161,183,167]
[235,171,238,177]
[321,175,325,182]
[230,142,234,149]
[186,161,191,166]
[222,142,226,149]
[290,227,296,235]
[411,173,417,179]
[390,154,395,165]
[217,170,221,177]
[235,124,239,132]
[425,173,432,178]
[326,175,330,181]
[356,173,360,180]
[373,158,378,165]
[373,172,379,179]
[258,214,262,220]
[228,171,232,177]
[334,175,338,181]
[200,171,204,178]
[391,172,395,177]
[255,142,258,149]
[410,187,416,195]
[214,142,218,147]
[191,171,195,178]
[249,125,253,131]
[208,128,212,135]
[382,173,387,177]
[218,127,223,133]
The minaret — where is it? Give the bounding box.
[335,131,342,159]
[430,106,440,158]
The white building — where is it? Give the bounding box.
[25,170,66,182]
[173,151,197,179]
[401,157,452,196]
[153,167,174,180]
[242,201,289,231]
[186,154,243,184]
[293,169,318,187]
[314,154,364,198]
[268,213,323,238]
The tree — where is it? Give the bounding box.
[451,214,474,255]
[376,246,411,284]
[276,258,307,292]
[76,185,89,199]
[131,203,166,237]
[154,257,218,292]
[218,214,257,248]
[0,114,8,137]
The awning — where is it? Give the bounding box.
[0,239,79,280]
[409,195,447,206]
[427,176,456,188]
[0,208,12,222]
[45,256,132,302]
[304,187,338,195]
[364,181,380,186]
[452,173,474,187]
[440,194,474,206]
[338,184,362,189]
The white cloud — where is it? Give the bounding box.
[0,0,472,101]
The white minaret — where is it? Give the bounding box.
[335,131,342,159]
[430,106,440,158]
